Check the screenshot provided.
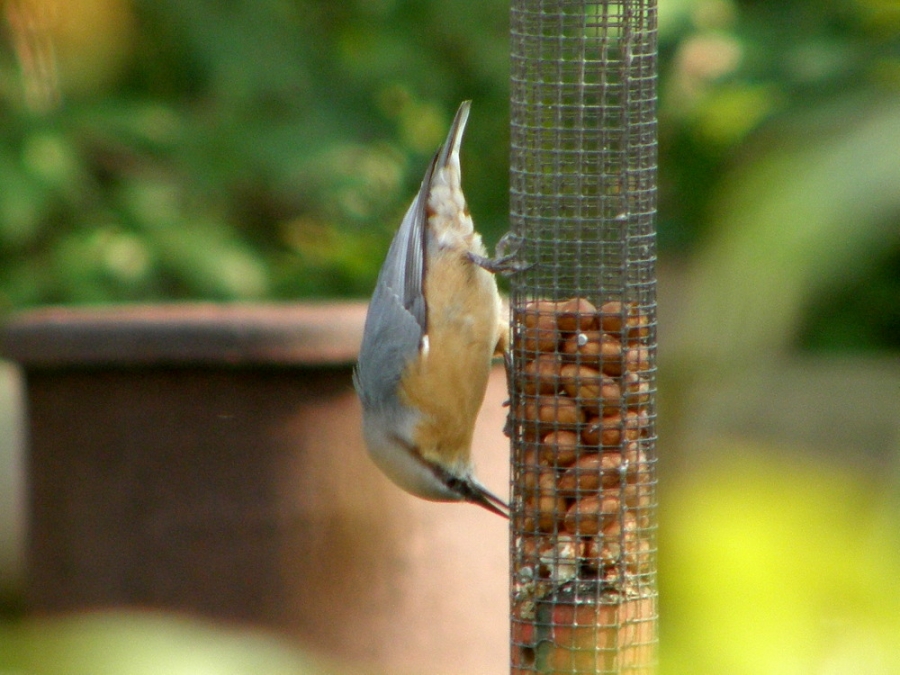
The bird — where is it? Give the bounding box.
[353,100,522,517]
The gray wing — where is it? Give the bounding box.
[354,101,473,410]
[377,170,432,333]
[374,100,471,335]
[353,165,434,410]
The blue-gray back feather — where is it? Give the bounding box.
[354,161,432,410]
[354,101,472,411]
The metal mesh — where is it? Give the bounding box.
[508,1,658,673]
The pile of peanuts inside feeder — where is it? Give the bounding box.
[511,297,654,599]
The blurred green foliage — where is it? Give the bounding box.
[0,0,894,349]
[659,443,900,675]
[0,611,346,675]
[658,0,900,354]
[0,0,512,306]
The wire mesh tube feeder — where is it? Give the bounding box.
[507,1,658,673]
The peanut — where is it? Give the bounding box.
[562,331,623,373]
[557,297,599,332]
[623,371,650,410]
[559,363,621,415]
[522,472,568,532]
[519,300,562,353]
[563,489,621,535]
[581,410,646,447]
[523,395,584,430]
[538,430,580,467]
[598,300,651,344]
[558,452,626,495]
[625,345,651,372]
[522,353,561,395]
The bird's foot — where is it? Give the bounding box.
[467,232,532,276]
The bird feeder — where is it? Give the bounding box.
[507,1,659,672]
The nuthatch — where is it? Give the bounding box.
[354,101,520,517]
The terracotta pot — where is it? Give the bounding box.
[1,303,509,675]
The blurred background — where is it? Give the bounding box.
[0,0,899,673]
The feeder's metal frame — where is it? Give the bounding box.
[508,1,658,673]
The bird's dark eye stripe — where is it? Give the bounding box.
[390,435,464,492]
